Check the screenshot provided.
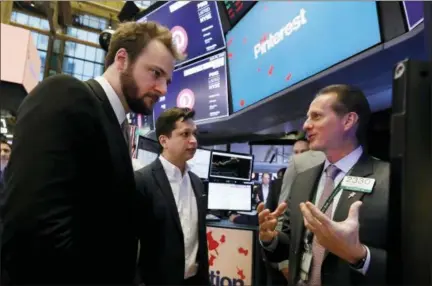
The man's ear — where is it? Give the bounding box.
[114,48,129,72]
[343,112,359,133]
[159,135,168,149]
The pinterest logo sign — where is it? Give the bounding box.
[177,89,195,109]
[171,26,188,54]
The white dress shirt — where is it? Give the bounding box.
[94,76,126,125]
[262,146,371,275]
[262,184,270,203]
[159,155,199,279]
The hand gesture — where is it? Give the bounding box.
[300,201,367,264]
[257,202,287,243]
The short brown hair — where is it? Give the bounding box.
[155,107,195,142]
[316,84,371,144]
[105,21,184,69]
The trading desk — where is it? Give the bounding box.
[206,219,262,286]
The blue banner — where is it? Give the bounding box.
[227,1,381,112]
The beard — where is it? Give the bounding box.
[120,66,159,115]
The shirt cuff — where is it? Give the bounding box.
[259,235,279,252]
[351,245,371,275]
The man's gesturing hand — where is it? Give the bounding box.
[257,202,287,243]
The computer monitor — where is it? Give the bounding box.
[207,182,252,211]
[209,151,253,181]
[187,148,211,179]
[136,136,159,167]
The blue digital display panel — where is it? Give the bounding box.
[226,1,381,112]
[153,51,229,123]
[137,1,226,65]
[403,1,424,30]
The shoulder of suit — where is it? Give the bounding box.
[369,156,390,172]
[134,164,154,192]
[34,74,95,102]
[293,150,325,169]
[134,163,153,177]
[38,74,87,90]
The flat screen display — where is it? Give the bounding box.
[227,1,381,112]
[187,148,211,179]
[136,136,159,167]
[402,1,424,30]
[137,1,226,65]
[207,182,252,211]
[223,1,256,26]
[209,151,253,181]
[136,150,158,168]
[153,52,229,123]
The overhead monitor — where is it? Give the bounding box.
[226,1,381,112]
[136,136,159,167]
[402,1,424,30]
[137,1,226,66]
[207,182,252,211]
[223,1,256,26]
[209,151,253,181]
[152,52,229,123]
[187,148,212,179]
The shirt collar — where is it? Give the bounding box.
[94,76,126,125]
[159,155,191,179]
[323,145,363,174]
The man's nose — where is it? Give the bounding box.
[189,135,198,145]
[155,81,168,96]
[303,119,311,131]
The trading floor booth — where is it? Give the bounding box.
[204,150,263,285]
[206,221,260,285]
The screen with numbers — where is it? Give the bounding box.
[137,1,226,66]
[152,51,229,123]
[223,1,256,26]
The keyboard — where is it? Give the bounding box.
[205,214,221,221]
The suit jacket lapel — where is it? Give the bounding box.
[189,173,205,237]
[333,154,373,222]
[324,154,373,260]
[189,172,204,214]
[86,79,130,162]
[85,79,133,185]
[290,164,324,252]
[152,159,183,236]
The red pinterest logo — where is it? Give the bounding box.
[177,89,195,109]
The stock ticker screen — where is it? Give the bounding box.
[209,151,253,181]
[223,1,256,26]
[152,52,229,123]
[137,1,226,66]
[226,1,381,112]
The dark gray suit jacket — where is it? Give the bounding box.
[134,159,210,285]
[265,154,389,286]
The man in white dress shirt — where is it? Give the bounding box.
[135,107,210,285]
[258,84,389,286]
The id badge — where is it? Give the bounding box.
[300,251,313,281]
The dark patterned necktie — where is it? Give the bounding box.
[307,164,341,286]
[121,120,131,156]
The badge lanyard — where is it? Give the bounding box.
[300,167,357,282]
[303,167,355,250]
